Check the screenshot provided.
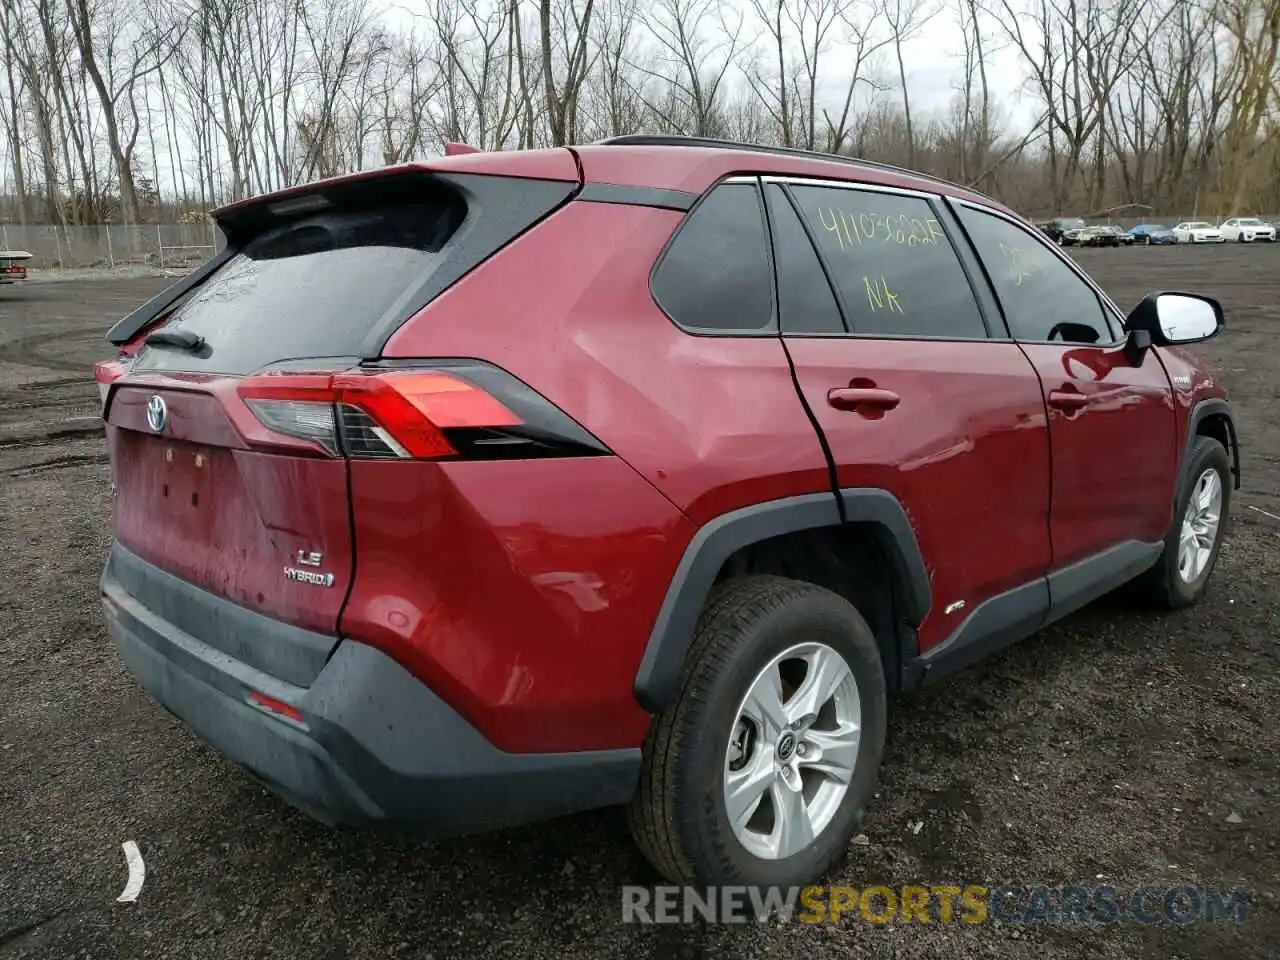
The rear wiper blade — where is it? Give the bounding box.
[144,328,206,352]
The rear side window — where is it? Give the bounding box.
[765,185,845,334]
[955,205,1117,344]
[652,182,774,332]
[789,185,989,340]
[131,199,464,376]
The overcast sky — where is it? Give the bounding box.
[379,0,1042,136]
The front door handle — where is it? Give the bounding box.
[827,387,901,412]
[1046,388,1089,411]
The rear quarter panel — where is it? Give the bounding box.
[383,200,832,526]
[374,200,834,750]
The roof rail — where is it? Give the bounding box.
[594,134,986,198]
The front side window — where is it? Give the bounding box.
[788,184,989,340]
[956,205,1117,344]
[651,182,774,333]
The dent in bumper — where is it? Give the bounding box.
[102,546,641,834]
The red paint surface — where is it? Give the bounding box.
[785,337,1054,652]
[104,144,1228,758]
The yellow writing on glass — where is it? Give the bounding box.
[864,275,904,314]
[998,241,1042,286]
[815,207,943,249]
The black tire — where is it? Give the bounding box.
[627,575,887,887]
[1140,436,1231,608]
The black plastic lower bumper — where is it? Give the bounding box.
[102,544,640,835]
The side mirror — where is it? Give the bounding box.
[1125,292,1224,347]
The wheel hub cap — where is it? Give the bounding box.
[722,641,862,861]
[1177,468,1222,583]
[775,732,797,762]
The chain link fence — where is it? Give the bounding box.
[0,223,225,270]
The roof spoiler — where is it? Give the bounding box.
[106,161,582,349]
[107,167,455,347]
[105,248,235,346]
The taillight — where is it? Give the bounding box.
[235,361,609,461]
[93,357,131,411]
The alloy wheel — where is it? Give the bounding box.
[723,642,861,861]
[1178,468,1223,583]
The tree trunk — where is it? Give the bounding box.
[894,37,914,168]
[70,0,141,223]
[2,32,27,225]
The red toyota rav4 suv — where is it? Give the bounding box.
[97,136,1237,889]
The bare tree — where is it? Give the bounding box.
[0,0,31,223]
[540,0,596,144]
[987,0,1152,208]
[69,0,184,222]
[878,0,939,167]
[1214,0,1280,212]
[823,4,891,153]
[583,0,648,138]
[635,0,745,136]
[3,0,1280,228]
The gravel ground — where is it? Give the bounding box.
[1,246,1278,959]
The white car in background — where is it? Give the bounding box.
[1219,217,1277,243]
[1172,221,1224,243]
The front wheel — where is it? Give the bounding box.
[1140,436,1231,608]
[628,575,887,887]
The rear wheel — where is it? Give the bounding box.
[628,575,887,887]
[1141,436,1231,608]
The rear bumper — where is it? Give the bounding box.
[101,544,640,833]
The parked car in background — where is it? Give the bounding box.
[1091,225,1131,246]
[1040,216,1088,244]
[1128,224,1178,245]
[0,250,32,284]
[1062,226,1119,248]
[1173,221,1224,243]
[1219,217,1277,243]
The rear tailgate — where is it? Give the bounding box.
[106,375,354,637]
[101,158,581,675]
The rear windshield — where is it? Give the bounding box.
[131,198,465,376]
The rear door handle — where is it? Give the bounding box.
[827,387,901,412]
[1046,388,1089,411]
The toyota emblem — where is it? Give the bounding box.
[146,395,167,433]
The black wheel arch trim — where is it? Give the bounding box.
[1182,398,1239,495]
[633,488,932,713]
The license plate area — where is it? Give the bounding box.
[144,438,217,533]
